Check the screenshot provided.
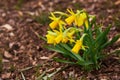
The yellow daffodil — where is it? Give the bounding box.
[46,25,76,45]
[54,30,68,44]
[75,12,87,27]
[65,9,76,25]
[55,32,63,44]
[71,40,83,54]
[54,27,76,44]
[65,9,89,29]
[49,12,65,29]
[63,27,76,43]
[46,30,69,45]
[71,34,86,54]
[62,37,69,43]
[66,29,75,43]
[46,31,57,44]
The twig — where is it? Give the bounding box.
[19,64,41,72]
[44,52,58,63]
[109,48,120,55]
[19,52,58,72]
[21,72,26,80]
[36,70,46,80]
[19,66,34,72]
[30,26,40,38]
[30,26,46,41]
[36,64,70,80]
[106,48,120,59]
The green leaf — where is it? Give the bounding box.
[59,43,78,60]
[101,34,120,49]
[53,58,76,64]
[39,35,47,41]
[45,44,76,59]
[60,43,84,61]
[90,15,96,28]
[97,25,111,41]
[77,60,93,66]
[94,25,111,49]
[94,25,102,37]
[45,45,66,54]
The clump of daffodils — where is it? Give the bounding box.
[45,9,120,71]
[46,9,88,54]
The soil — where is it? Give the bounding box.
[0,0,120,80]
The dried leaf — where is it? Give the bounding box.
[115,0,120,5]
[1,73,11,79]
[2,59,9,62]
[1,24,13,31]
[4,51,12,58]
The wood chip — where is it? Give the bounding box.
[3,59,9,62]
[1,73,11,79]
[18,11,23,16]
[1,24,13,31]
[40,56,49,60]
[115,0,120,5]
[4,51,12,58]
[46,68,55,73]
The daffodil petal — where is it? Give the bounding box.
[71,40,82,54]
[49,21,58,29]
[55,34,62,44]
[46,34,56,44]
[65,16,75,25]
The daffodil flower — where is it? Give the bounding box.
[71,34,87,54]
[65,9,89,29]
[54,27,76,44]
[65,9,76,25]
[66,28,76,43]
[49,12,65,29]
[55,31,63,44]
[54,30,68,44]
[75,12,87,27]
[46,31,57,44]
[46,30,65,45]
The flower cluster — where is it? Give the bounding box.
[46,9,90,54]
[44,9,119,71]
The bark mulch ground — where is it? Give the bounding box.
[0,0,120,80]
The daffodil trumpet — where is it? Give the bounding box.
[49,12,66,30]
[71,34,87,54]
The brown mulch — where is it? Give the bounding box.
[0,0,120,80]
